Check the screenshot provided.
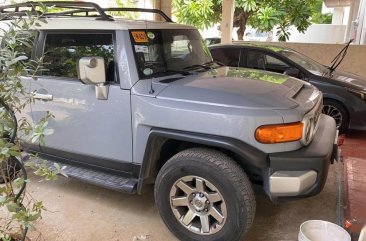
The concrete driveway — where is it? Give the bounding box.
[28,163,341,241]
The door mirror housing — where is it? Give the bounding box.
[78,57,106,85]
[284,68,300,78]
[78,57,109,100]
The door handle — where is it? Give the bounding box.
[32,92,53,101]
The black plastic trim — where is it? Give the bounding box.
[137,128,267,193]
[27,145,139,176]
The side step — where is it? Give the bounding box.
[34,159,138,194]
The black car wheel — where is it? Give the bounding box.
[154,148,255,241]
[322,99,349,133]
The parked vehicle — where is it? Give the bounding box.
[1,2,340,241]
[209,42,366,132]
[204,37,221,46]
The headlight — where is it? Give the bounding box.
[347,88,366,101]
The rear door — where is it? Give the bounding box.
[30,31,133,173]
[244,49,291,73]
[210,47,242,67]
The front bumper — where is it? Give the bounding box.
[267,114,339,199]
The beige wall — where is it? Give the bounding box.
[271,42,366,78]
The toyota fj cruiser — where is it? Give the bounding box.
[0,2,340,241]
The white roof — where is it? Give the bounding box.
[36,17,196,30]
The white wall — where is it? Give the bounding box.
[273,24,347,44]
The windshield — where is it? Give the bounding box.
[130,29,212,78]
[279,49,328,76]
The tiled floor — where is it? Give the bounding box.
[343,130,366,237]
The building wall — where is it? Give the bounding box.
[272,24,347,44]
[271,42,366,78]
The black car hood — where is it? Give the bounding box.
[328,70,366,90]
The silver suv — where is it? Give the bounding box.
[2,2,340,241]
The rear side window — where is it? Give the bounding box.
[246,50,266,70]
[42,33,115,82]
[210,48,240,67]
[266,55,289,67]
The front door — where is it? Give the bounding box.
[29,31,133,173]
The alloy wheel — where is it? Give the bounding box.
[322,104,343,129]
[169,175,227,235]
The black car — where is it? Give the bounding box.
[209,43,366,132]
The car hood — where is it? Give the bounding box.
[156,67,305,110]
[329,70,366,91]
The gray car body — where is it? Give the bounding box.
[209,43,366,130]
[20,23,335,200]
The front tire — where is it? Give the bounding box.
[154,148,256,241]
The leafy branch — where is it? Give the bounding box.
[1,8,66,241]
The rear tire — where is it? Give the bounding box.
[154,148,256,241]
[322,99,349,133]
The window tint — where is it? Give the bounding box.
[210,48,240,67]
[246,50,266,70]
[266,55,289,67]
[43,33,115,81]
[247,50,290,74]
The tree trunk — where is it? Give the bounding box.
[234,10,250,40]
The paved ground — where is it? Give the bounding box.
[342,130,366,238]
[27,161,341,241]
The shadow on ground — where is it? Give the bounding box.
[28,163,340,241]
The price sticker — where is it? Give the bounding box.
[131,31,148,43]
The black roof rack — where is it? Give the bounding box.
[0,1,173,22]
[56,8,173,22]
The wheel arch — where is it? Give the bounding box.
[136,128,267,194]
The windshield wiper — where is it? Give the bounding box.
[328,39,353,76]
[149,69,191,77]
[183,61,215,70]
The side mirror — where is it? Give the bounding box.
[284,68,300,78]
[78,57,109,100]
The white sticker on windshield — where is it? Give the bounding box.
[143,68,153,76]
[135,45,149,53]
[147,32,155,40]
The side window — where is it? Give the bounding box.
[42,33,115,82]
[266,55,289,67]
[246,50,266,70]
[210,48,240,67]
[247,50,291,74]
[14,31,38,60]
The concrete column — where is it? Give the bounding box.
[220,0,234,44]
[345,0,359,41]
[152,0,172,20]
[356,0,366,44]
[332,7,345,25]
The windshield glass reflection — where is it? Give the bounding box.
[279,50,328,76]
[130,29,212,79]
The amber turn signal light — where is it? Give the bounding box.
[255,122,304,144]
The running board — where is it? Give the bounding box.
[34,159,138,194]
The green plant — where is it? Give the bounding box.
[173,0,322,41]
[310,0,332,24]
[0,10,65,241]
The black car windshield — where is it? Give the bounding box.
[130,29,212,79]
[279,49,328,76]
